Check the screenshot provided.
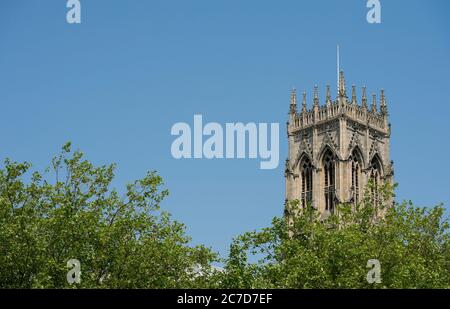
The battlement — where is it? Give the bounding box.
[288,71,389,135]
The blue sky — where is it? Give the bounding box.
[1,0,449,258]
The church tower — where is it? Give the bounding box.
[285,71,394,218]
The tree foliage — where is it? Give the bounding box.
[0,143,217,288]
[0,144,448,288]
[218,183,450,288]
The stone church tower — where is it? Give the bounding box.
[285,71,394,217]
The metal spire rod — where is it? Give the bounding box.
[337,45,340,92]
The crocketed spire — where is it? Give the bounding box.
[289,88,297,115]
[338,70,347,97]
[313,85,319,106]
[371,94,377,113]
[362,86,368,110]
[301,91,307,113]
[351,85,357,104]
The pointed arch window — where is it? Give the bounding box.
[350,150,362,204]
[300,157,313,208]
[323,150,336,213]
[369,157,382,210]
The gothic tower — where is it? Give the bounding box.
[285,71,394,218]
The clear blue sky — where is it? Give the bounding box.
[1,0,449,257]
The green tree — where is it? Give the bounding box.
[219,183,450,289]
[0,143,218,288]
[1,144,448,289]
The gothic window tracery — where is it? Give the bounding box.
[350,149,362,204]
[369,156,382,211]
[323,149,336,213]
[300,157,313,208]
